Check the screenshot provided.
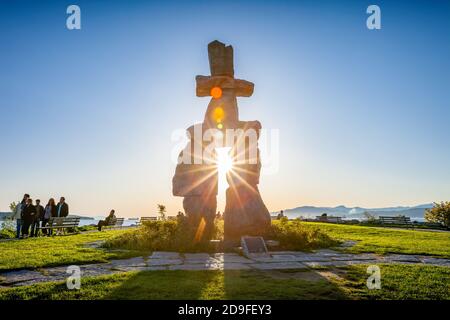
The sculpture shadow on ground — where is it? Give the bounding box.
[100,266,350,300]
[102,270,219,300]
[221,265,350,300]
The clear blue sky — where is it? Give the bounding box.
[1,0,449,216]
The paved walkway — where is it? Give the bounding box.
[1,249,449,288]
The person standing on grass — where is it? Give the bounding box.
[21,198,36,238]
[97,209,117,231]
[56,197,69,217]
[42,198,57,236]
[30,199,44,237]
[55,197,69,235]
[11,194,30,238]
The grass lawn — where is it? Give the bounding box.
[301,222,450,258]
[1,264,448,300]
[342,264,450,300]
[0,230,141,271]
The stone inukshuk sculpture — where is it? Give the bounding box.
[173,40,271,243]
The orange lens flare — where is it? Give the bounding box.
[210,86,222,99]
[194,217,206,243]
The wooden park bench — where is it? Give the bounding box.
[315,216,343,223]
[39,216,80,235]
[379,216,412,227]
[136,216,158,226]
[136,216,177,225]
[107,217,124,229]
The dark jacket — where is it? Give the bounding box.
[35,205,45,221]
[56,202,69,217]
[105,214,117,225]
[22,204,36,223]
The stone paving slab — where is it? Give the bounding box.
[0,270,49,286]
[220,263,252,270]
[344,260,380,265]
[314,249,343,256]
[148,258,183,266]
[110,257,146,267]
[382,255,422,263]
[150,252,181,259]
[269,251,308,255]
[183,257,220,264]
[270,254,298,261]
[248,256,280,263]
[212,253,254,263]
[42,266,70,277]
[250,262,308,270]
[169,263,221,271]
[304,261,349,268]
[327,255,355,261]
[349,254,379,261]
[113,266,167,272]
[330,254,378,261]
[81,264,117,276]
[184,253,212,260]
[420,257,450,266]
[296,256,332,262]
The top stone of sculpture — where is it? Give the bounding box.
[196,41,254,99]
[208,40,234,77]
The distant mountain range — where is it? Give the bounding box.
[272,204,434,220]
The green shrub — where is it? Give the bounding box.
[0,221,16,239]
[104,218,223,253]
[268,218,339,250]
[76,225,97,232]
[425,201,450,227]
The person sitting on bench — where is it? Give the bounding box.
[98,209,117,231]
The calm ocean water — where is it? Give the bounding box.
[1,217,427,230]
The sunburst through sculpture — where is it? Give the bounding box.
[216,147,233,192]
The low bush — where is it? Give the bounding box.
[269,218,339,250]
[105,217,336,252]
[104,218,223,253]
[0,221,16,239]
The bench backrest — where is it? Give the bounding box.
[140,217,158,222]
[48,217,80,228]
[107,217,124,226]
[379,216,411,224]
[315,216,342,223]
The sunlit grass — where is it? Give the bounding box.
[0,229,135,271]
[341,264,450,300]
[300,222,450,257]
